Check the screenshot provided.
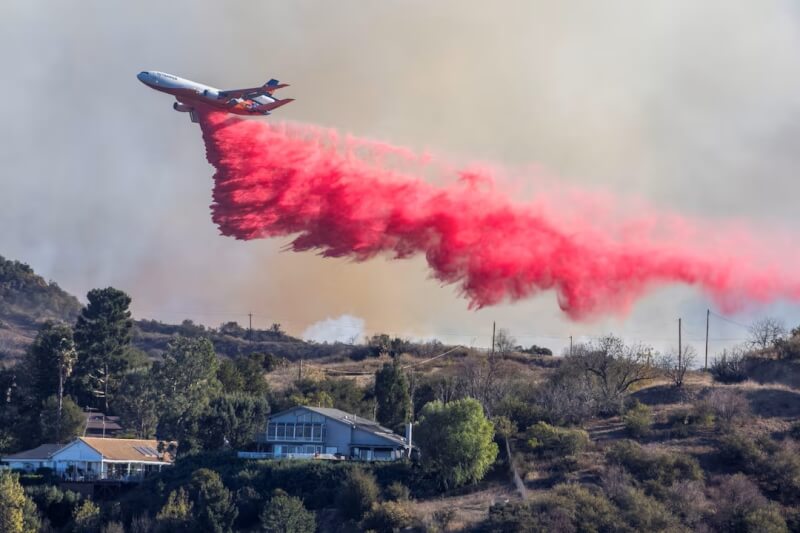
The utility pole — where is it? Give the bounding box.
[678,318,682,371]
[569,335,573,357]
[298,358,303,380]
[248,313,253,336]
[705,309,710,371]
[491,321,496,357]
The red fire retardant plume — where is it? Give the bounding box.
[199,110,800,319]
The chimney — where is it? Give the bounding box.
[405,423,413,458]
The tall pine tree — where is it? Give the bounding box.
[71,287,133,411]
[375,361,411,434]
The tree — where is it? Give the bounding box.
[336,469,380,521]
[748,317,786,351]
[567,335,656,414]
[415,398,499,489]
[189,469,238,533]
[23,322,77,425]
[0,472,41,533]
[217,354,270,396]
[72,287,134,411]
[657,345,697,388]
[375,362,411,434]
[114,368,159,438]
[494,328,516,357]
[260,490,316,533]
[199,393,270,450]
[39,395,84,443]
[72,499,101,533]
[456,352,513,416]
[154,337,221,449]
[156,487,193,533]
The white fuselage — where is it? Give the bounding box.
[137,71,277,114]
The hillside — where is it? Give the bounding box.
[0,255,82,363]
[0,253,360,365]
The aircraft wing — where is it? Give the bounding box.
[219,78,289,98]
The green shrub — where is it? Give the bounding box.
[384,481,410,502]
[701,388,750,429]
[742,506,789,533]
[711,474,787,533]
[623,401,652,439]
[526,422,590,457]
[612,486,681,532]
[260,490,316,533]
[607,440,703,486]
[72,500,101,533]
[716,432,764,472]
[336,469,380,521]
[361,501,416,532]
[25,484,81,529]
[710,351,748,383]
[483,484,619,533]
[760,445,800,503]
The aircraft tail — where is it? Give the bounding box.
[263,79,289,93]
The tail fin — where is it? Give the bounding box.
[263,79,289,93]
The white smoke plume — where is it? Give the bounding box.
[302,314,365,344]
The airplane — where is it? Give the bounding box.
[137,70,293,123]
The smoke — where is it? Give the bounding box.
[199,110,800,320]
[302,314,365,344]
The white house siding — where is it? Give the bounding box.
[5,459,54,471]
[50,441,103,477]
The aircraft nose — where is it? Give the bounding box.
[137,71,149,83]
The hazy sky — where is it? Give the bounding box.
[2,1,800,354]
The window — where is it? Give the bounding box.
[312,425,322,441]
[276,423,285,439]
[304,424,312,439]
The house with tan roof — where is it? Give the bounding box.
[49,437,174,481]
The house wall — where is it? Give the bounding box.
[50,441,102,475]
[264,407,404,459]
[4,459,53,471]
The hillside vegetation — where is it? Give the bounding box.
[0,255,81,363]
[3,253,800,532]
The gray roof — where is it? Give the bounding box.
[2,443,64,461]
[276,406,407,447]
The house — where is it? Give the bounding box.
[1,443,64,471]
[254,406,409,461]
[82,410,124,438]
[49,437,174,481]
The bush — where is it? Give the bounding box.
[716,432,764,472]
[667,404,714,438]
[710,350,749,383]
[622,401,652,439]
[526,422,590,457]
[483,484,619,533]
[701,388,750,429]
[415,399,498,490]
[361,501,416,532]
[384,482,410,502]
[612,486,681,532]
[336,469,380,521]
[760,443,800,503]
[25,485,81,529]
[606,440,703,486]
[260,490,316,533]
[72,500,101,533]
[743,506,790,533]
[710,474,788,533]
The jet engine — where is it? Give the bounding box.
[173,102,193,113]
